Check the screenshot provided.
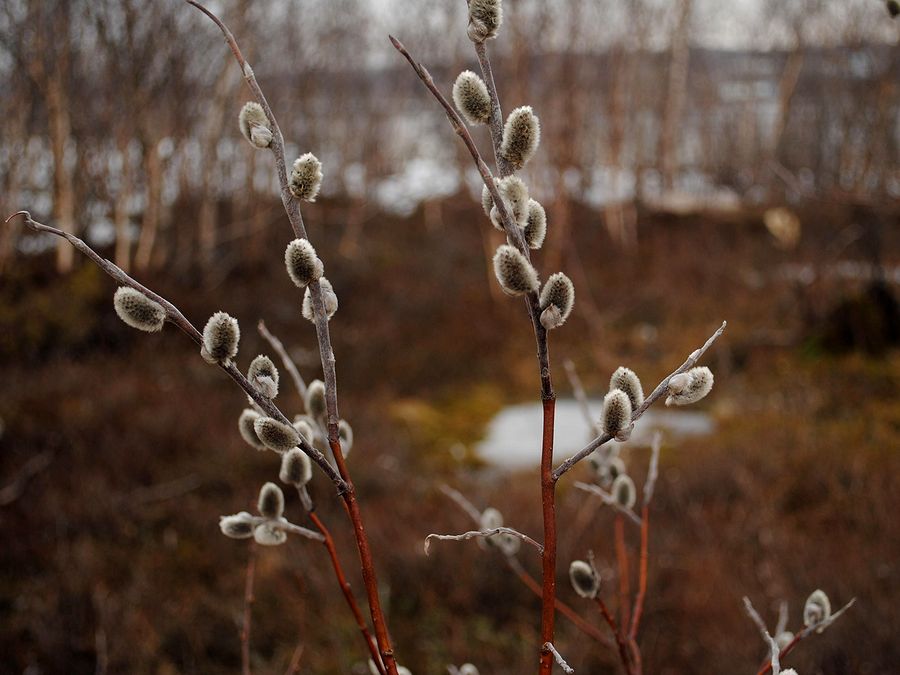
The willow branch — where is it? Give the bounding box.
[594,596,633,675]
[473,41,512,178]
[553,321,727,480]
[564,359,602,436]
[6,211,346,492]
[628,505,650,641]
[574,482,643,526]
[543,642,574,674]
[424,528,543,556]
[258,320,307,402]
[614,515,631,630]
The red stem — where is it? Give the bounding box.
[309,511,386,675]
[615,515,631,630]
[594,596,634,675]
[538,398,558,675]
[629,505,649,640]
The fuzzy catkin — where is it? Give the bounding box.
[254,416,300,453]
[467,0,503,41]
[539,273,575,329]
[258,482,285,519]
[601,389,632,437]
[220,512,255,539]
[500,106,540,170]
[804,589,831,629]
[113,287,166,332]
[280,448,312,487]
[289,153,323,202]
[452,71,492,126]
[888,1,899,18]
[253,522,287,546]
[610,367,644,411]
[285,239,324,288]
[202,312,240,364]
[302,278,338,323]
[458,666,479,675]
[238,408,265,450]
[480,507,503,531]
[338,419,354,453]
[490,175,529,229]
[665,366,714,406]
[293,418,315,445]
[481,182,497,219]
[612,474,637,510]
[248,355,279,398]
[569,560,600,599]
[524,199,547,249]
[238,102,272,149]
[305,379,327,419]
[493,244,539,296]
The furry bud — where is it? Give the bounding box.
[248,355,279,399]
[253,522,287,546]
[500,106,540,170]
[453,71,491,126]
[202,312,240,364]
[258,482,285,519]
[496,532,521,556]
[254,417,300,453]
[569,560,600,599]
[285,239,324,288]
[524,199,547,249]
[113,287,166,332]
[459,666,479,675]
[665,366,714,407]
[610,367,644,411]
[481,182,497,219]
[338,419,354,453]
[305,379,327,419]
[302,278,338,323]
[467,0,503,41]
[775,632,794,650]
[493,244,539,296]
[239,102,272,149]
[293,418,315,445]
[289,153,323,202]
[888,1,900,18]
[601,389,633,438]
[480,507,503,530]
[612,474,637,510]
[220,512,255,539]
[803,589,831,630]
[490,176,529,229]
[596,455,626,486]
[780,670,798,675]
[539,273,575,329]
[280,448,313,486]
[238,408,265,450]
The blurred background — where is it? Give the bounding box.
[0,0,898,673]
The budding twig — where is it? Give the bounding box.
[258,320,308,401]
[553,322,727,480]
[573,482,643,526]
[424,528,543,556]
[543,642,574,674]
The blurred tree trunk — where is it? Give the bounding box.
[113,137,134,272]
[660,0,692,192]
[135,139,163,271]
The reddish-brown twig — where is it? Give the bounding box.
[629,506,650,640]
[594,596,633,675]
[283,643,304,675]
[538,398,559,675]
[614,515,631,630]
[308,511,385,675]
[242,543,257,675]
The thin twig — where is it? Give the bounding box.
[474,41,512,178]
[629,505,650,641]
[553,321,727,480]
[241,543,257,675]
[0,450,53,506]
[283,643,304,675]
[564,359,602,436]
[258,320,307,401]
[594,596,633,675]
[543,642,574,674]
[614,515,631,630]
[573,482,643,526]
[438,483,484,524]
[775,601,789,637]
[424,528,543,556]
[6,211,347,492]
[743,596,771,643]
[642,433,661,508]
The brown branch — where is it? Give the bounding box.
[187,5,400,671]
[424,528,543,555]
[242,543,257,675]
[308,511,385,675]
[538,397,558,675]
[629,506,649,641]
[553,321,727,480]
[473,41,512,178]
[5,211,346,492]
[283,643,304,675]
[258,320,307,402]
[614,515,631,630]
[594,596,633,675]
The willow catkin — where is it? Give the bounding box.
[539,272,575,330]
[803,589,831,630]
[490,175,530,229]
[452,71,492,126]
[601,388,632,438]
[338,419,354,453]
[888,1,899,18]
[305,379,327,419]
[254,416,300,453]
[238,102,272,149]
[293,418,315,445]
[289,153,323,202]
[610,367,644,411]
[113,287,166,332]
[467,0,503,41]
[612,474,637,510]
[480,507,503,531]
[248,355,279,399]
[665,366,714,406]
[238,408,265,450]
[569,560,600,599]
[253,522,287,546]
[202,312,240,364]
[458,665,480,675]
[524,199,547,249]
[279,448,312,487]
[258,482,285,520]
[302,278,338,323]
[493,244,539,296]
[220,512,255,539]
[285,238,324,288]
[500,106,540,170]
